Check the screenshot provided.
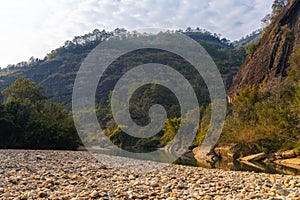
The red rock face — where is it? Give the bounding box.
[228,0,300,99]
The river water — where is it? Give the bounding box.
[175,156,300,176]
[87,146,300,175]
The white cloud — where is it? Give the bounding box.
[0,0,273,68]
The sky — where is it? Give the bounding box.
[0,0,273,68]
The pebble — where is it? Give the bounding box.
[37,191,48,198]
[0,150,299,199]
[178,182,184,189]
[4,191,10,198]
[89,190,99,198]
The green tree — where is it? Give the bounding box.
[2,78,46,104]
[246,43,259,56]
[262,0,289,25]
[161,118,181,146]
[25,102,79,149]
[0,102,20,148]
[272,0,288,16]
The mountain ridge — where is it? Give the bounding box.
[0,28,247,107]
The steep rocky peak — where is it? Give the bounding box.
[228,0,300,101]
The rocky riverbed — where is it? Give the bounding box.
[0,150,300,199]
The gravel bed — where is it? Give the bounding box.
[0,150,300,199]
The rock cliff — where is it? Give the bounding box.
[228,0,300,100]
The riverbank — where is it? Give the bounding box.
[0,150,300,199]
[193,146,300,176]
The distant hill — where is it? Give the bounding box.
[232,29,263,48]
[0,28,247,109]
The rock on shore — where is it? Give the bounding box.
[0,150,300,199]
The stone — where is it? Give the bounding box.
[0,149,299,200]
[38,191,49,198]
[238,153,266,162]
[89,191,99,198]
[214,144,241,160]
[178,182,184,189]
[276,189,290,196]
[150,181,159,187]
[4,191,10,198]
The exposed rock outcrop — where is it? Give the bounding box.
[238,153,267,162]
[274,150,300,159]
[214,143,241,160]
[193,147,218,163]
[228,0,300,99]
[275,156,300,170]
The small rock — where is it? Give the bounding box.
[170,192,177,197]
[89,191,99,198]
[38,191,48,198]
[178,182,184,189]
[192,191,199,197]
[162,186,171,193]
[29,190,36,196]
[277,189,289,196]
[128,174,135,180]
[150,181,159,187]
[149,192,157,196]
[4,191,10,198]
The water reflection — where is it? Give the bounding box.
[88,146,300,175]
[175,156,300,176]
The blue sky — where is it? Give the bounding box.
[0,0,273,68]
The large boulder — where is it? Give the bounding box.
[214,143,241,160]
[192,147,218,163]
[274,150,300,159]
[238,152,266,162]
[275,156,300,171]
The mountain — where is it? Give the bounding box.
[228,0,300,100]
[232,29,263,48]
[0,28,249,150]
[219,0,300,156]
[0,28,246,108]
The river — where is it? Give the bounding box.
[86,146,300,175]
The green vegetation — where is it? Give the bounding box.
[1,25,297,155]
[94,32,246,149]
[161,118,181,146]
[220,49,300,155]
[246,42,259,56]
[0,78,80,149]
[262,0,289,25]
[0,28,248,150]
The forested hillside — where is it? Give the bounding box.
[0,28,249,149]
[0,28,246,106]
